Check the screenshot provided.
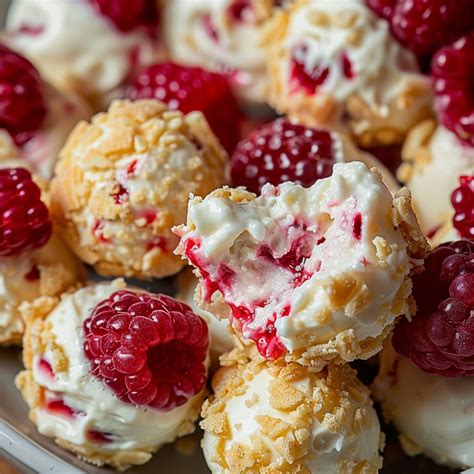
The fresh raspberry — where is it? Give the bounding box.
[126,62,240,153]
[452,176,474,240]
[432,33,474,147]
[0,45,47,147]
[88,0,157,32]
[83,290,209,411]
[0,168,52,257]
[393,239,474,377]
[367,0,474,57]
[230,118,336,194]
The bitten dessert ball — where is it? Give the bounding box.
[50,100,227,280]
[163,0,279,105]
[5,0,159,106]
[175,161,428,370]
[266,0,432,146]
[0,167,84,345]
[374,351,474,469]
[398,120,473,237]
[201,349,383,473]
[0,45,90,179]
[16,280,209,470]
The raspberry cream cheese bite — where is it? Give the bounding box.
[163,0,278,105]
[175,161,428,370]
[16,280,209,470]
[0,45,90,180]
[398,120,474,237]
[374,239,474,469]
[374,349,474,469]
[201,349,383,473]
[266,0,432,147]
[0,167,84,345]
[50,99,227,280]
[177,269,235,363]
[5,0,159,107]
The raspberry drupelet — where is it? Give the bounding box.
[451,176,474,240]
[83,290,209,411]
[393,239,474,377]
[126,62,240,153]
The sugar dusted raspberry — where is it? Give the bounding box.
[0,45,47,147]
[432,33,474,147]
[367,0,474,57]
[88,0,157,32]
[230,118,336,194]
[126,62,240,153]
[451,176,474,240]
[83,290,208,411]
[0,167,52,257]
[393,239,474,377]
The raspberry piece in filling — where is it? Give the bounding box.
[0,167,52,257]
[83,291,208,411]
[393,239,474,377]
[432,33,474,147]
[88,0,157,33]
[230,118,336,194]
[451,176,474,240]
[0,45,47,146]
[290,44,329,94]
[126,62,240,153]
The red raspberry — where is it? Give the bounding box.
[83,290,209,411]
[393,239,474,377]
[452,176,474,240]
[126,62,241,153]
[230,118,336,194]
[88,0,157,32]
[432,33,474,147]
[367,0,474,57]
[0,168,52,257]
[0,45,47,147]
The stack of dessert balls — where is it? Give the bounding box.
[0,0,472,472]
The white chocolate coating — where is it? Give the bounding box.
[267,0,432,145]
[201,353,382,473]
[176,161,424,368]
[400,123,474,236]
[25,281,205,454]
[6,0,157,102]
[163,0,276,105]
[374,354,474,468]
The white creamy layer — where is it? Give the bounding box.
[164,0,271,104]
[376,356,474,468]
[203,366,381,472]
[407,125,474,235]
[184,161,410,353]
[176,271,234,360]
[32,282,205,451]
[284,0,422,107]
[6,0,155,97]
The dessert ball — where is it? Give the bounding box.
[50,99,227,279]
[229,118,399,194]
[0,45,90,180]
[0,167,84,345]
[163,0,279,105]
[175,161,428,370]
[177,269,234,363]
[201,349,383,473]
[5,0,159,106]
[16,280,210,470]
[398,120,474,236]
[374,350,474,469]
[374,239,474,468]
[266,0,432,146]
